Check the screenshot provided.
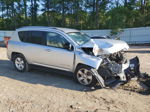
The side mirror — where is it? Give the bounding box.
[64,43,74,51]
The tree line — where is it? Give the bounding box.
[0,0,150,30]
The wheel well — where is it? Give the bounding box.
[74,63,92,72]
[11,52,23,61]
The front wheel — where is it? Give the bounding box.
[74,65,97,86]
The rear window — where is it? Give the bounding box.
[18,31,46,45]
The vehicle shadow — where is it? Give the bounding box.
[0,60,93,92]
[122,87,150,95]
[127,50,150,53]
[0,60,149,94]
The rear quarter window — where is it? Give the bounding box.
[18,31,29,42]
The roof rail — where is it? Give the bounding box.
[17,26,57,30]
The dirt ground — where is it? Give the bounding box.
[0,46,150,112]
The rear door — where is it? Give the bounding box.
[18,31,47,63]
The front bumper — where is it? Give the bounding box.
[124,56,141,80]
[116,56,141,82]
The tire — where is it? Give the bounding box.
[12,54,30,72]
[74,65,97,86]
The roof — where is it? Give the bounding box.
[16,26,79,33]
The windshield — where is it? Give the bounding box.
[67,32,91,45]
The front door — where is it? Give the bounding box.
[40,32,75,71]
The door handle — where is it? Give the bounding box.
[45,49,52,52]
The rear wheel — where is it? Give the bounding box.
[13,54,29,72]
[74,65,97,86]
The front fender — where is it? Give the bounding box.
[74,52,102,72]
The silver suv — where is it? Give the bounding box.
[7,26,140,87]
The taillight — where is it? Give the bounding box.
[4,36,11,48]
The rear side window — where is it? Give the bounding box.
[18,31,46,45]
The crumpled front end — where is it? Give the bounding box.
[96,51,142,88]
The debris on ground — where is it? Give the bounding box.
[119,73,150,94]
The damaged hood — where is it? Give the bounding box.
[81,39,129,54]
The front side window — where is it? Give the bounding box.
[67,32,90,45]
[47,32,70,49]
